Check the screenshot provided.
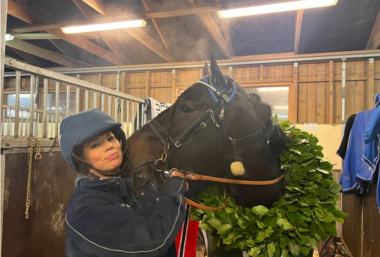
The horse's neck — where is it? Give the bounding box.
[245,145,281,180]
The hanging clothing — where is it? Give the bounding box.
[337,114,357,159]
[135,98,171,130]
[362,94,380,211]
[339,109,376,193]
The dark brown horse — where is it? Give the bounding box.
[125,54,286,209]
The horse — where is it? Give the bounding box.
[124,54,287,256]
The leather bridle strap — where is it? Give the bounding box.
[184,197,229,211]
[173,170,285,186]
[172,170,285,211]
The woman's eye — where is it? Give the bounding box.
[91,143,100,149]
[107,136,116,142]
[180,106,193,113]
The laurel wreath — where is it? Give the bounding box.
[190,119,347,257]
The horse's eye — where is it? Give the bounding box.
[180,105,193,113]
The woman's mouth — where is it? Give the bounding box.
[106,153,118,160]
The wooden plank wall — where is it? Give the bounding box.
[4,58,380,124]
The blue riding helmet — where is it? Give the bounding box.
[60,109,125,173]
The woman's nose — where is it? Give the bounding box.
[104,140,114,150]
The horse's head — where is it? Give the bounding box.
[126,54,265,189]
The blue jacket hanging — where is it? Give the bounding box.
[340,109,376,193]
[362,94,380,211]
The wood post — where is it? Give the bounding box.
[171,69,177,103]
[259,65,264,81]
[145,71,151,97]
[367,58,375,109]
[328,60,334,124]
[292,62,299,124]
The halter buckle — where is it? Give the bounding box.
[175,141,182,148]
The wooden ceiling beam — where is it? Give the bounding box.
[72,0,129,63]
[189,0,231,58]
[367,7,380,49]
[7,0,125,65]
[82,0,105,15]
[294,10,303,54]
[81,0,171,62]
[6,38,86,67]
[141,0,170,50]
[220,19,234,57]
[10,47,44,67]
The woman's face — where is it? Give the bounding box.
[83,132,123,175]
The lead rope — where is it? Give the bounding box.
[25,137,41,219]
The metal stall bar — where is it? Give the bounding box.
[55,81,60,137]
[85,89,89,110]
[132,100,135,133]
[50,114,54,138]
[101,93,105,111]
[93,91,97,109]
[76,86,80,113]
[20,110,24,136]
[29,75,35,136]
[42,78,48,139]
[108,95,111,116]
[126,100,130,137]
[66,84,70,117]
[136,101,140,131]
[14,71,21,138]
[115,72,120,122]
[120,99,124,131]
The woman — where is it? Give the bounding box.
[60,109,187,257]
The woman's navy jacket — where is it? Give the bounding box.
[65,176,186,257]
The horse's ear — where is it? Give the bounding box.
[210,52,227,88]
[203,62,210,76]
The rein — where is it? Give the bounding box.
[171,169,285,211]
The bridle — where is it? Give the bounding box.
[133,75,285,210]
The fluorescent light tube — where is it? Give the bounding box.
[61,19,147,34]
[257,87,289,92]
[219,0,339,18]
[274,106,289,109]
[5,34,14,41]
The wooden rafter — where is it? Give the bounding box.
[10,47,44,67]
[189,0,231,58]
[49,39,95,67]
[81,0,172,61]
[367,7,380,49]
[6,38,86,67]
[141,0,170,50]
[82,0,105,15]
[72,0,129,62]
[220,19,234,56]
[7,0,125,65]
[294,10,304,54]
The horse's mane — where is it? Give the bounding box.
[248,93,287,162]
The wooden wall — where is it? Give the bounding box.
[4,58,380,124]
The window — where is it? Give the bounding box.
[47,92,76,113]
[245,86,289,121]
[5,92,76,117]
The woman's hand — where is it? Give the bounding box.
[171,170,189,191]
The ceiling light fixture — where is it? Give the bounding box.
[257,87,289,92]
[61,19,147,34]
[5,33,14,41]
[274,106,289,109]
[218,0,339,18]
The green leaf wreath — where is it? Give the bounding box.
[190,120,348,257]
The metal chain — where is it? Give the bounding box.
[25,137,41,219]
